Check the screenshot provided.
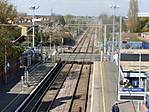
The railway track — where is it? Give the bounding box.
[15,27,96,112]
[68,28,94,112]
[48,28,94,112]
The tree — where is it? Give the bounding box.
[57,16,66,26]
[0,39,24,63]
[99,14,113,24]
[136,17,149,32]
[0,0,20,40]
[64,14,74,24]
[0,0,17,23]
[128,0,138,32]
[0,26,21,40]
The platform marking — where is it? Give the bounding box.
[100,62,106,112]
[90,62,95,112]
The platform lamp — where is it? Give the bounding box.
[110,4,120,60]
[29,5,40,48]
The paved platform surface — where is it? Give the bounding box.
[91,61,147,112]
[0,62,54,112]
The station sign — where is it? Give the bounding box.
[118,91,146,101]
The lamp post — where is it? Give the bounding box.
[110,4,119,60]
[29,5,39,48]
[118,16,122,101]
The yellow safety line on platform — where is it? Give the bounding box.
[100,62,106,112]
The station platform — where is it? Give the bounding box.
[90,61,118,112]
[90,61,147,112]
[0,62,54,111]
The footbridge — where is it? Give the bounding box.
[56,53,100,62]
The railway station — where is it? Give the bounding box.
[1,0,149,112]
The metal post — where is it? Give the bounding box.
[110,4,119,60]
[32,9,35,48]
[29,6,39,48]
[104,25,107,55]
[112,6,115,59]
[24,67,27,84]
[21,76,24,91]
[61,37,63,53]
[26,70,29,84]
[119,16,122,52]
[27,55,29,67]
[139,53,141,87]
[137,101,140,112]
[40,27,43,61]
[100,51,103,62]
[4,45,7,85]
[76,16,79,35]
[50,33,52,50]
[118,16,122,101]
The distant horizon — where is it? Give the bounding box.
[17,12,129,17]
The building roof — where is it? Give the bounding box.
[121,61,149,72]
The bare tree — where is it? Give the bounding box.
[128,0,138,32]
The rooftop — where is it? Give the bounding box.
[121,61,149,72]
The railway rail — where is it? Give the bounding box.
[15,27,96,112]
[68,28,94,112]
[48,28,95,112]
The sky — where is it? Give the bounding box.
[9,0,149,16]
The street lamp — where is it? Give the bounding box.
[110,4,120,60]
[29,5,39,48]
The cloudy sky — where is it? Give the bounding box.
[9,0,149,16]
